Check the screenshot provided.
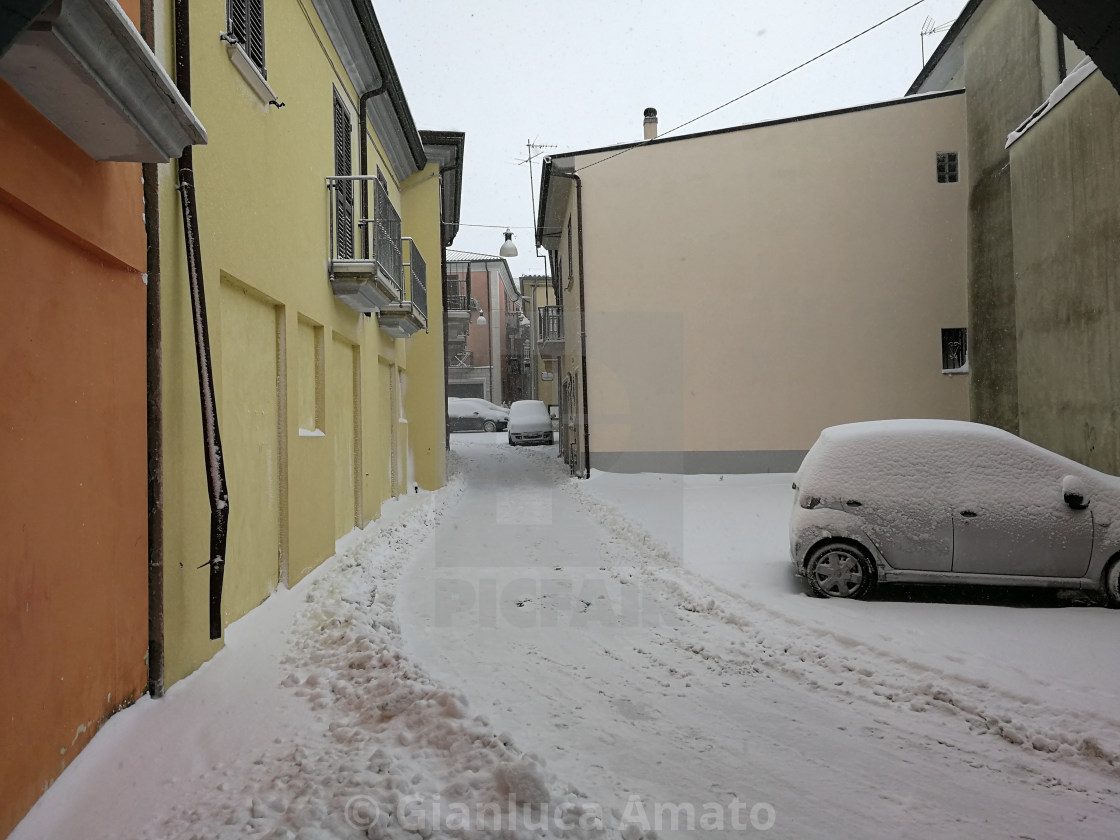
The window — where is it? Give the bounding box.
[227,0,265,77]
[334,93,354,260]
[936,151,959,183]
[941,328,968,373]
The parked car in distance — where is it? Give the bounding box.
[507,400,554,446]
[790,419,1120,606]
[448,397,509,432]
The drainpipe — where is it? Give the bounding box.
[358,83,387,259]
[550,171,590,478]
[174,0,230,641]
[438,162,461,451]
[140,0,163,697]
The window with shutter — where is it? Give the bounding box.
[334,94,354,260]
[228,0,266,77]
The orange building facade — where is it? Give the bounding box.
[0,1,204,833]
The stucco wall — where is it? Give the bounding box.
[0,77,147,837]
[157,0,442,684]
[960,0,1049,434]
[559,93,969,473]
[1009,72,1120,472]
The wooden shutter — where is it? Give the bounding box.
[228,0,265,75]
[334,95,354,260]
[247,0,265,74]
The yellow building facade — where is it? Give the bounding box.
[154,0,459,684]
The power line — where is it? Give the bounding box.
[577,0,929,174]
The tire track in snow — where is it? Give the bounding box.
[559,470,1120,793]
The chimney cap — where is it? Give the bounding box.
[643,107,657,119]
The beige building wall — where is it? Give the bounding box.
[549,92,969,473]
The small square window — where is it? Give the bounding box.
[936,152,959,183]
[941,327,968,373]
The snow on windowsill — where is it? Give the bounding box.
[299,428,325,437]
[941,361,970,375]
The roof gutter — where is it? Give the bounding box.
[350,0,426,172]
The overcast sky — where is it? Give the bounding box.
[375,0,968,281]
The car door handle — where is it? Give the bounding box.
[960,510,977,518]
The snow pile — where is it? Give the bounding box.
[136,464,619,840]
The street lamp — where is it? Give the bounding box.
[499,228,518,258]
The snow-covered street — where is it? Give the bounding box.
[12,434,1120,840]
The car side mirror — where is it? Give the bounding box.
[1062,475,1090,510]
[1064,491,1089,510]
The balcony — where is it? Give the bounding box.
[327,176,402,312]
[445,278,472,342]
[538,305,564,356]
[450,349,474,368]
[377,238,428,338]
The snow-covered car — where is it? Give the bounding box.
[790,419,1120,605]
[507,400,554,446]
[448,397,509,432]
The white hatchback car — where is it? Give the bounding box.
[790,419,1120,605]
[507,400,554,446]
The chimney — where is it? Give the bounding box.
[643,107,658,141]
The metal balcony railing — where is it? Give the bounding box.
[445,278,470,312]
[451,349,474,368]
[326,175,403,297]
[538,306,563,343]
[403,238,427,321]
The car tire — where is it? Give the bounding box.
[508,436,515,446]
[804,541,877,600]
[1103,557,1120,609]
[483,420,497,432]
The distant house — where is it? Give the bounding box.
[520,273,562,412]
[0,0,203,835]
[911,0,1120,474]
[536,95,970,476]
[445,251,528,404]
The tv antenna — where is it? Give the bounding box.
[920,15,953,66]
[519,140,557,265]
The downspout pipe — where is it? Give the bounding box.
[141,0,163,697]
[438,161,461,451]
[358,83,387,259]
[174,0,230,641]
[550,171,591,478]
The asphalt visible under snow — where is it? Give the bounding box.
[11,433,1120,840]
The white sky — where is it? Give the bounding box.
[375,0,968,281]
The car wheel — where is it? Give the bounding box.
[483,420,497,432]
[1103,557,1120,609]
[508,436,514,446]
[805,541,876,599]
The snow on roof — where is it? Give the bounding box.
[1006,57,1099,148]
[446,249,503,262]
